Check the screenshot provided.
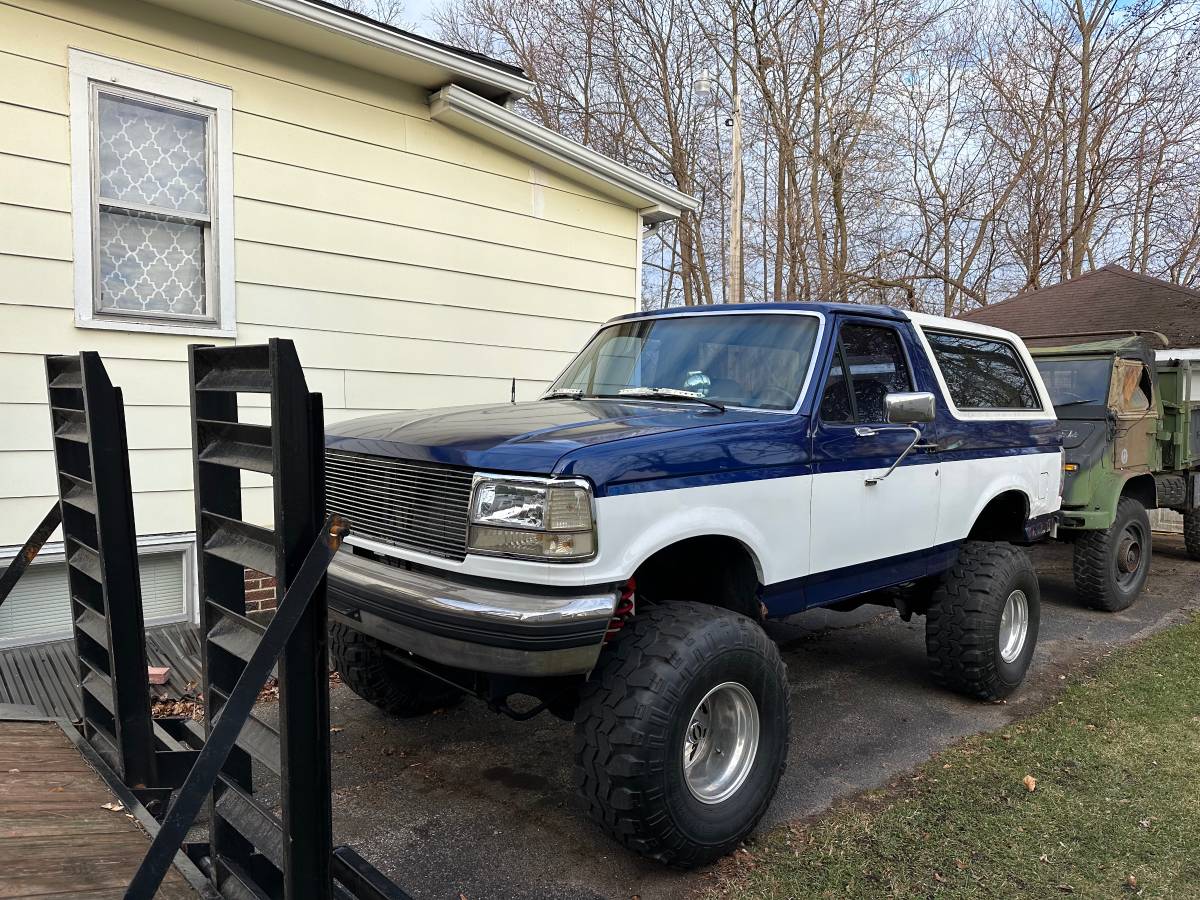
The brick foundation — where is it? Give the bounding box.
[243,568,278,614]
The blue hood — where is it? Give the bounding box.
[324,399,777,476]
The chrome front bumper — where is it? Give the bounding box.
[326,550,620,677]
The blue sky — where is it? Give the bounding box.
[404,0,439,34]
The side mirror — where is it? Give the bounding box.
[885,392,936,425]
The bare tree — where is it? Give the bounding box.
[429,0,1200,310]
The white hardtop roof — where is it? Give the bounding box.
[905,310,1028,344]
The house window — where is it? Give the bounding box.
[0,542,193,649]
[70,51,234,336]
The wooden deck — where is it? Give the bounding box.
[0,720,196,899]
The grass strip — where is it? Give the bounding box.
[706,614,1200,899]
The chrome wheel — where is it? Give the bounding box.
[682,681,760,804]
[998,589,1029,663]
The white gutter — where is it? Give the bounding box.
[429,85,699,223]
[233,0,534,99]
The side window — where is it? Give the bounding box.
[818,324,913,424]
[818,353,854,423]
[925,331,1040,410]
[1113,360,1152,414]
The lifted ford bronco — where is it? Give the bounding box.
[1030,332,1200,610]
[324,303,1062,866]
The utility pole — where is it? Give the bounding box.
[727,86,744,304]
[726,15,744,304]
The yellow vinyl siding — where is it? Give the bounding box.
[0,0,645,548]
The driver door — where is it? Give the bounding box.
[806,320,941,605]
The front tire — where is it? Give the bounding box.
[1072,497,1151,611]
[330,623,464,717]
[574,603,789,868]
[926,541,1040,700]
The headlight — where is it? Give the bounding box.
[468,475,596,561]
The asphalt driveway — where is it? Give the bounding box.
[321,534,1200,900]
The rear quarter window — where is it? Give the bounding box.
[924,330,1042,411]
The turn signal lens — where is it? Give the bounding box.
[468,526,595,559]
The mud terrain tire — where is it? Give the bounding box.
[330,623,463,717]
[574,602,790,868]
[1073,497,1152,612]
[926,541,1040,700]
[1184,508,1200,561]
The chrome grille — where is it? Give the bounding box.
[324,449,475,561]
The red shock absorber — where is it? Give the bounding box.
[605,577,636,641]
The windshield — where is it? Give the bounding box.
[1034,356,1113,406]
[550,313,821,411]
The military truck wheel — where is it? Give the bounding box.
[926,541,1040,700]
[1072,497,1152,611]
[1184,509,1200,561]
[574,602,789,868]
[330,623,464,717]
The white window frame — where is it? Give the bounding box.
[69,50,235,337]
[908,318,1056,422]
[0,532,196,650]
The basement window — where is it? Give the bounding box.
[69,50,234,336]
[0,542,192,649]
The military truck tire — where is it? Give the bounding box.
[330,623,464,717]
[926,541,1040,700]
[1073,497,1152,611]
[1184,509,1200,560]
[574,602,789,868]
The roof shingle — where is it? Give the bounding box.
[958,264,1200,348]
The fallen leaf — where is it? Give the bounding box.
[49,786,64,793]
[330,726,344,734]
[1023,775,1038,792]
[1040,854,1051,864]
[1057,885,1074,894]
[1127,875,1138,889]
[934,872,946,883]
[101,801,124,812]
[8,768,19,774]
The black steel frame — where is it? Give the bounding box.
[0,503,62,609]
[44,352,160,797]
[2,344,411,899]
[125,340,411,900]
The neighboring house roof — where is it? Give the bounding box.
[959,264,1200,348]
[429,86,700,222]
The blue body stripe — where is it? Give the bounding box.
[599,445,1058,497]
[761,541,962,617]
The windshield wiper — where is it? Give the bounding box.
[1054,399,1101,408]
[540,388,584,400]
[615,387,726,412]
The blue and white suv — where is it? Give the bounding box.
[324,303,1062,866]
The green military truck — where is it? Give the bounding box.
[1029,332,1200,610]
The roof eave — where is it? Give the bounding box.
[142,0,535,101]
[429,85,699,221]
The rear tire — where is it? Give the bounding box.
[926,541,1040,700]
[330,623,464,717]
[1072,497,1151,611]
[1184,509,1200,561]
[574,603,790,868]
